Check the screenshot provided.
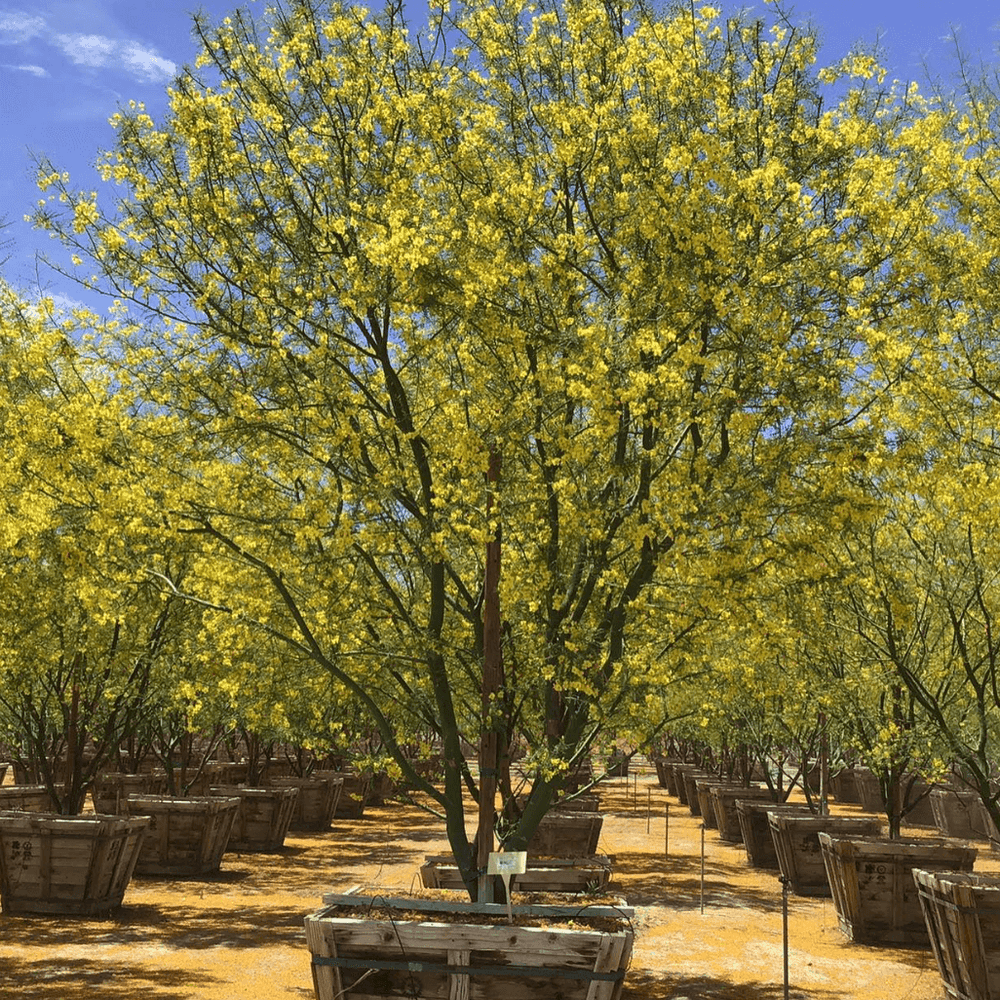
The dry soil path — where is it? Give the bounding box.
[2,771,992,999]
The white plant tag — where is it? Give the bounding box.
[487,850,527,922]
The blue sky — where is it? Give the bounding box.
[1,0,998,300]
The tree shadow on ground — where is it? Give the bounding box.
[622,968,844,999]
[0,901,308,951]
[0,957,220,1000]
[608,849,804,913]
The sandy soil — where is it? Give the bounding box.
[1,771,991,999]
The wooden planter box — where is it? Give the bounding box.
[819,835,978,945]
[210,785,299,852]
[517,792,601,815]
[305,893,634,1000]
[125,794,240,876]
[930,788,995,842]
[915,869,1000,1000]
[0,763,7,785]
[710,786,775,844]
[528,811,604,857]
[552,793,602,813]
[0,785,59,813]
[767,813,883,895]
[366,771,395,806]
[420,855,614,893]
[563,759,595,794]
[854,770,937,826]
[313,771,372,819]
[270,776,344,832]
[830,767,861,804]
[0,811,149,915]
[696,779,732,830]
[735,801,811,869]
[652,757,676,792]
[669,764,698,806]
[681,771,713,817]
[92,772,168,814]
[606,755,629,778]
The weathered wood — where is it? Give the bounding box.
[829,767,861,804]
[695,779,725,830]
[528,812,603,857]
[915,869,1000,1000]
[269,775,343,831]
[313,771,372,820]
[210,785,299,852]
[735,801,811,869]
[710,786,774,843]
[819,835,977,945]
[306,895,633,1000]
[652,758,677,793]
[420,855,614,893]
[125,794,239,876]
[767,813,882,895]
[92,772,168,814]
[930,788,995,842]
[681,771,713,817]
[0,785,60,813]
[0,811,149,915]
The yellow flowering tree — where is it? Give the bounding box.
[0,282,204,813]
[32,0,968,890]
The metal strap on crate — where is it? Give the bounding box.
[310,955,625,982]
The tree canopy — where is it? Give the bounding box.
[16,0,1000,886]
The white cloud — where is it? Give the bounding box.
[55,32,116,68]
[121,41,176,84]
[2,61,47,76]
[1,10,176,84]
[0,10,45,44]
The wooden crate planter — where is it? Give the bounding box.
[669,764,698,806]
[914,869,1000,1000]
[735,801,811,869]
[313,771,372,820]
[767,813,883,896]
[652,757,676,792]
[125,794,240,876]
[210,785,299,852]
[681,770,713,817]
[517,792,601,815]
[0,785,59,813]
[563,759,595,794]
[930,788,995,842]
[270,775,344,832]
[710,786,774,844]
[606,754,629,778]
[528,811,604,857]
[305,893,634,1000]
[365,771,395,806]
[92,772,168,814]
[854,770,937,826]
[696,779,734,830]
[819,835,978,946]
[420,854,614,893]
[0,811,149,915]
[0,763,7,785]
[830,767,861,804]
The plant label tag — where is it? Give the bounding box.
[487,851,526,875]
[488,851,526,923]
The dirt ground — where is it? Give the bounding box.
[1,770,993,1000]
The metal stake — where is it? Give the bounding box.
[646,788,651,833]
[700,823,706,915]
[782,874,790,1000]
[664,802,669,857]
